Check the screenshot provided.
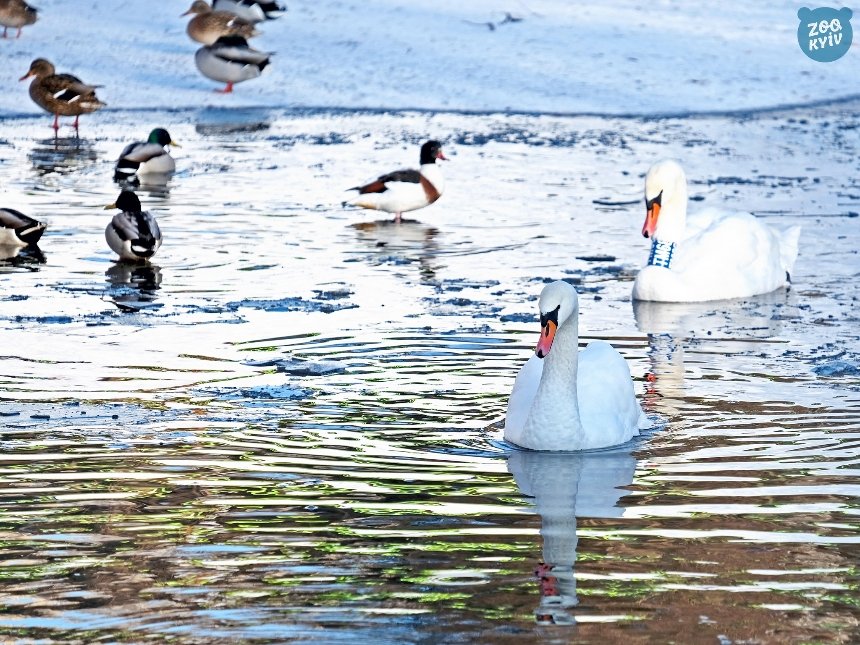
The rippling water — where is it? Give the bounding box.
[0,103,859,643]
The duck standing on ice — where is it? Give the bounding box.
[183,0,259,45]
[633,159,801,302]
[19,59,106,134]
[195,35,272,93]
[0,0,37,38]
[212,0,286,22]
[344,141,447,223]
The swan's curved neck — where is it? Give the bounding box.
[654,184,688,244]
[522,312,584,445]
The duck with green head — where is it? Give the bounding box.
[114,128,180,183]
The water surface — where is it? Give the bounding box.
[0,103,859,643]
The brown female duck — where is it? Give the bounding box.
[19,59,106,133]
[182,0,259,45]
[0,0,37,38]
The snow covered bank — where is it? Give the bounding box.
[0,0,857,117]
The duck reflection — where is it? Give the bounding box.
[194,107,271,136]
[350,219,442,281]
[28,136,98,176]
[130,177,172,199]
[0,243,46,269]
[507,447,636,625]
[105,262,162,311]
[633,291,793,415]
[115,172,173,198]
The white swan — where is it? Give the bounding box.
[504,280,648,451]
[633,159,802,302]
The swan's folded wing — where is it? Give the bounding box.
[676,210,764,273]
[577,341,642,446]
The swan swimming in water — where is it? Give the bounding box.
[633,159,801,302]
[504,280,649,451]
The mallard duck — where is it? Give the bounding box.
[344,141,447,223]
[182,0,259,45]
[194,35,272,93]
[19,59,106,133]
[212,0,286,23]
[0,0,37,38]
[114,128,180,183]
[0,208,46,247]
[104,191,162,262]
[633,159,802,302]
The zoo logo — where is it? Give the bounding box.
[797,6,853,61]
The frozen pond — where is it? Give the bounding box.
[0,102,859,642]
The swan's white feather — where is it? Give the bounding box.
[505,341,644,451]
[633,161,801,302]
[634,209,801,301]
[504,282,646,452]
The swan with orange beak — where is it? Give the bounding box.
[504,281,648,452]
[632,159,801,302]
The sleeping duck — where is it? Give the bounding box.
[182,0,258,45]
[0,207,46,247]
[212,0,286,22]
[19,59,105,133]
[194,35,272,93]
[104,191,162,262]
[114,128,180,183]
[0,0,38,38]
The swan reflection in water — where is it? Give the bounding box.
[105,263,162,312]
[350,219,441,281]
[633,290,793,416]
[507,446,637,625]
